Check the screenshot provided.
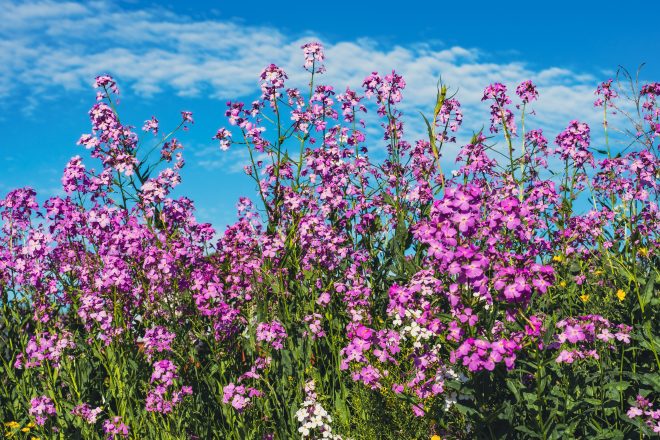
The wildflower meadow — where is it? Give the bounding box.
[1,42,659,439]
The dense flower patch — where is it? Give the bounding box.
[1,43,659,439]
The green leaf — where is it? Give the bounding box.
[514,425,542,438]
[505,379,522,403]
[640,271,657,308]
[420,112,439,160]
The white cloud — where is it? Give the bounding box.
[0,0,618,173]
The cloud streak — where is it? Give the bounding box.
[1,0,615,175]
[2,1,600,107]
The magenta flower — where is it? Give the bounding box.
[594,79,617,107]
[562,324,586,343]
[214,128,232,151]
[181,111,193,123]
[256,321,288,350]
[301,41,325,73]
[515,80,539,104]
[71,403,102,424]
[94,74,119,96]
[142,116,159,135]
[29,395,56,425]
[140,326,176,360]
[103,417,129,439]
[223,383,255,412]
[554,120,592,168]
[260,64,288,101]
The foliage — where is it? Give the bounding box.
[1,44,659,439]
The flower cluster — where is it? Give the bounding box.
[102,416,129,439]
[627,395,660,434]
[260,64,288,102]
[301,42,326,73]
[14,331,75,369]
[303,313,327,340]
[1,41,658,440]
[71,403,103,425]
[450,337,521,372]
[29,396,56,426]
[553,315,631,364]
[554,120,593,168]
[139,326,176,360]
[594,79,617,107]
[482,82,516,135]
[145,359,192,414]
[256,320,288,350]
[363,70,406,116]
[515,80,539,104]
[222,382,263,412]
[295,380,346,439]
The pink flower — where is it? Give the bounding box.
[103,416,129,439]
[301,41,325,73]
[555,350,576,364]
[627,406,644,418]
[181,111,193,123]
[71,403,102,424]
[94,74,119,96]
[317,291,331,306]
[214,128,232,151]
[142,116,159,135]
[515,80,539,104]
[29,396,56,425]
[563,324,586,344]
[256,321,287,350]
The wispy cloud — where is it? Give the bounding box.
[1,0,614,173]
[2,1,600,102]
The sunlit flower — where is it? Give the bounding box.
[616,289,626,301]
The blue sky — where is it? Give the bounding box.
[1,0,658,229]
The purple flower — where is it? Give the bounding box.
[301,42,325,73]
[142,116,159,135]
[94,74,119,96]
[562,324,586,344]
[214,128,232,151]
[222,383,259,412]
[515,80,539,104]
[260,64,288,101]
[554,120,593,168]
[29,396,56,426]
[150,359,178,386]
[71,403,102,424]
[140,326,175,360]
[482,83,510,103]
[15,331,75,369]
[256,321,288,350]
[303,313,326,340]
[555,349,577,364]
[103,416,129,439]
[594,79,617,107]
[181,111,194,123]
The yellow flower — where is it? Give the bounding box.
[431,436,442,440]
[3,422,19,429]
[26,423,35,429]
[20,428,30,433]
[559,280,567,288]
[638,248,648,258]
[616,289,626,301]
[580,294,590,303]
[552,255,564,263]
